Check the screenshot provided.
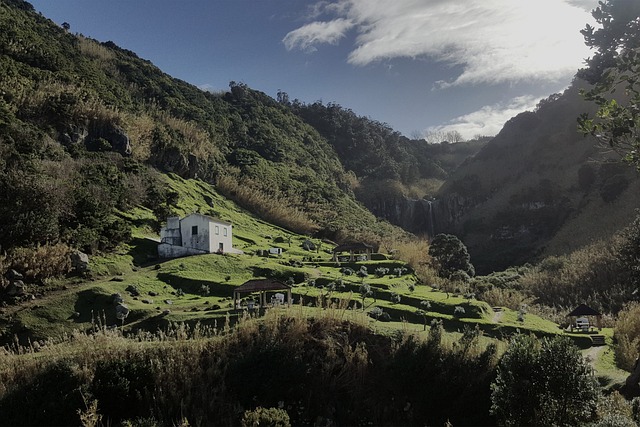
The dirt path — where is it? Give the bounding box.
[583,345,604,367]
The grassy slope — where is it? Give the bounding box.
[1,174,608,358]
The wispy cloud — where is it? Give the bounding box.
[426,95,543,139]
[284,0,597,87]
[283,18,353,53]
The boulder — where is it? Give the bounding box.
[104,125,132,156]
[302,239,316,251]
[5,269,23,281]
[111,293,124,305]
[6,280,25,296]
[71,251,89,273]
[115,303,130,320]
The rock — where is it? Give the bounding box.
[141,299,153,304]
[148,291,158,297]
[164,299,173,305]
[162,309,171,315]
[111,276,124,282]
[115,303,130,320]
[111,293,124,305]
[125,285,140,296]
[6,281,25,296]
[5,269,23,281]
[103,125,132,156]
[70,251,89,273]
[302,239,316,251]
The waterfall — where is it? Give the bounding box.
[426,199,436,238]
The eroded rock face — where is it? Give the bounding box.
[365,194,477,238]
[60,122,132,156]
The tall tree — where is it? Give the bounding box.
[491,334,599,426]
[428,233,475,279]
[578,0,640,168]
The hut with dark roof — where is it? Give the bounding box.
[332,242,373,262]
[233,279,292,310]
[567,304,602,331]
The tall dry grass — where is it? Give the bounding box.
[614,302,640,371]
[519,237,626,313]
[0,303,498,426]
[216,174,319,235]
[384,237,441,286]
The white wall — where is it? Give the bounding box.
[180,214,212,252]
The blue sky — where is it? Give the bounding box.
[29,0,598,139]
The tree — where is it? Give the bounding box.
[578,0,640,168]
[61,22,70,31]
[359,283,372,310]
[428,233,475,279]
[491,334,599,426]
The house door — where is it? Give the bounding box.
[218,242,224,253]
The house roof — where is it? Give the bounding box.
[333,242,373,253]
[234,279,291,294]
[183,212,232,226]
[567,304,602,317]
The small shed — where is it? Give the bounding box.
[332,242,373,262]
[567,304,602,331]
[233,279,292,310]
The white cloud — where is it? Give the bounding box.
[426,95,543,140]
[282,18,353,53]
[285,0,598,86]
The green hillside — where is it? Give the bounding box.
[0,0,412,257]
[435,81,640,273]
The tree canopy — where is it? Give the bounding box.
[491,334,599,426]
[428,233,475,279]
[578,0,640,168]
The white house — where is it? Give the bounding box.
[158,213,243,258]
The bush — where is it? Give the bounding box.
[91,359,155,424]
[491,335,599,426]
[0,360,85,426]
[241,407,291,427]
[615,302,640,371]
[8,243,73,281]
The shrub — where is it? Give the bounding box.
[614,302,640,371]
[91,359,155,424]
[491,335,599,426]
[0,360,85,426]
[241,407,291,427]
[8,243,73,281]
[453,306,466,317]
[374,267,389,277]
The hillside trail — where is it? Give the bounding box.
[584,345,605,367]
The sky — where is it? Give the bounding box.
[29,0,599,140]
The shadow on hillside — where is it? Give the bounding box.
[156,272,236,297]
[73,288,146,326]
[128,237,160,267]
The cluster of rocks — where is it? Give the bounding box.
[111,292,130,323]
[4,269,25,298]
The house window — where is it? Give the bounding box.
[215,225,220,235]
[223,227,228,237]
[191,225,198,235]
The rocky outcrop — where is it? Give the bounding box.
[366,194,478,238]
[60,121,132,156]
